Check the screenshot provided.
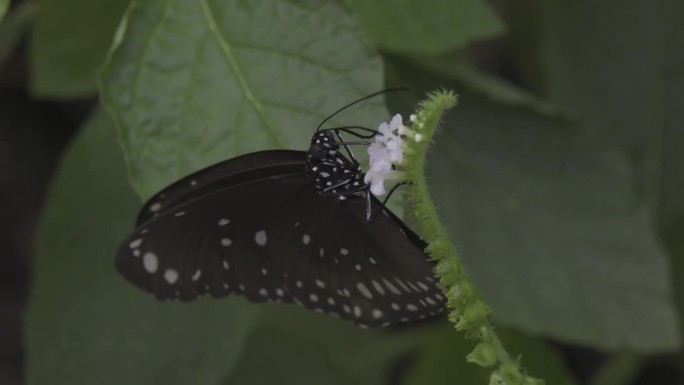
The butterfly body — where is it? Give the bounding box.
[306,132,366,200]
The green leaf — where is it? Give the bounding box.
[0,0,9,23]
[537,0,684,347]
[29,0,129,98]
[406,51,563,117]
[0,1,36,65]
[25,109,260,384]
[434,92,679,351]
[405,323,578,385]
[26,108,422,384]
[539,0,684,231]
[387,59,680,351]
[347,0,504,54]
[99,0,387,199]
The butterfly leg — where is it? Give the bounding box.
[365,189,373,221]
[333,130,357,166]
[369,182,406,222]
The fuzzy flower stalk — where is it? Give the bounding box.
[367,90,544,385]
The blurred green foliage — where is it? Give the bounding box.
[0,0,678,383]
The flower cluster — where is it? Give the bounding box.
[365,113,420,196]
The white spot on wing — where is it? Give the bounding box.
[383,278,401,295]
[259,288,268,297]
[133,249,141,257]
[369,257,377,264]
[276,288,285,297]
[302,234,310,245]
[143,252,158,273]
[150,202,162,212]
[255,230,267,246]
[340,248,348,255]
[261,268,268,275]
[391,303,400,311]
[315,279,325,288]
[372,309,383,319]
[417,281,430,291]
[222,260,229,270]
[309,293,319,302]
[174,211,185,217]
[129,238,142,249]
[353,305,362,317]
[164,268,179,284]
[371,280,385,295]
[356,283,373,299]
[407,281,421,292]
[355,264,362,271]
[394,278,411,293]
[218,218,230,226]
[192,270,201,281]
[221,238,232,247]
[406,304,418,311]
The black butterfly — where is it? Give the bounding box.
[115,97,446,328]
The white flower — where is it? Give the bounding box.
[365,113,413,196]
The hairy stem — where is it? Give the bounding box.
[402,90,544,385]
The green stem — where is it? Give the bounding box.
[401,90,544,385]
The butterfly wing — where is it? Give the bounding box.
[275,190,445,327]
[116,152,445,326]
[118,152,309,304]
[136,150,308,225]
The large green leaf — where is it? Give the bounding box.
[29,0,129,98]
[537,0,684,346]
[346,0,504,54]
[539,0,684,231]
[26,108,424,384]
[100,0,386,199]
[387,59,680,351]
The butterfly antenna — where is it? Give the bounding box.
[316,87,411,132]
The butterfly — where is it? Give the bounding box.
[115,93,446,328]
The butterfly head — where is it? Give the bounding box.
[307,132,338,161]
